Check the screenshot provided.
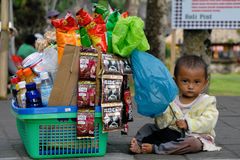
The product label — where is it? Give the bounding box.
[41,85,52,106]
[20,93,26,108]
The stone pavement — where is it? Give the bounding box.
[0,96,240,160]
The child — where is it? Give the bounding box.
[130,55,221,154]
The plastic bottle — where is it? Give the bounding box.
[23,67,36,83]
[17,81,27,108]
[26,82,42,108]
[33,77,41,93]
[16,69,25,81]
[40,72,53,106]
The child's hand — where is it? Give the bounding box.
[176,119,188,130]
[141,143,153,153]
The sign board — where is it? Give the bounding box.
[172,0,240,29]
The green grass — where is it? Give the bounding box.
[209,73,240,96]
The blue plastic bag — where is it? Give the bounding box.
[131,50,178,117]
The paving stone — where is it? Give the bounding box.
[1,96,240,159]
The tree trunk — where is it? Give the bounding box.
[0,0,9,99]
[145,0,168,61]
[181,30,212,92]
[127,0,139,16]
[181,30,212,65]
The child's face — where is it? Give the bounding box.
[175,66,208,100]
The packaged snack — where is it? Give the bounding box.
[77,109,95,139]
[79,51,99,80]
[80,27,92,47]
[52,12,78,31]
[76,8,93,26]
[80,47,98,53]
[44,31,56,45]
[101,75,123,103]
[56,29,81,63]
[119,58,132,75]
[77,81,96,108]
[94,3,110,20]
[102,54,121,75]
[121,11,129,18]
[85,14,107,52]
[102,103,123,132]
[123,90,133,122]
[52,12,80,64]
[106,11,120,53]
[121,76,133,135]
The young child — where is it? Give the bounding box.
[130,55,221,154]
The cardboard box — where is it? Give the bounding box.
[48,45,79,106]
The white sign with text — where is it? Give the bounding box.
[172,0,240,29]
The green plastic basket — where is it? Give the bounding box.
[12,105,108,159]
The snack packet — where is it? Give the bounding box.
[52,12,80,63]
[101,75,123,103]
[106,11,120,53]
[119,58,132,75]
[102,103,123,132]
[77,81,96,108]
[79,51,99,80]
[85,14,107,52]
[80,27,92,47]
[77,109,95,139]
[76,8,93,27]
[121,75,133,135]
[102,54,121,75]
[94,3,110,20]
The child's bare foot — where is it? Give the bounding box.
[129,138,142,154]
[141,143,153,153]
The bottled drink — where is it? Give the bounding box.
[40,72,53,106]
[26,82,42,108]
[23,67,36,83]
[33,77,41,93]
[17,81,27,108]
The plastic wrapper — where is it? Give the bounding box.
[77,109,95,139]
[11,55,23,69]
[52,12,78,31]
[106,11,120,53]
[86,14,107,52]
[101,75,122,103]
[112,16,150,57]
[52,12,81,63]
[102,103,123,132]
[35,38,49,52]
[79,51,98,79]
[80,47,98,53]
[130,49,178,117]
[77,81,96,108]
[55,29,81,64]
[119,58,132,75]
[80,27,92,47]
[122,76,133,122]
[108,0,126,12]
[102,54,121,75]
[44,31,56,45]
[121,11,128,18]
[121,75,133,135]
[76,8,93,26]
[94,3,110,20]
